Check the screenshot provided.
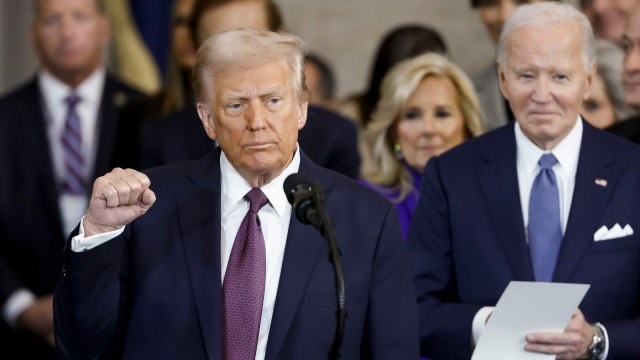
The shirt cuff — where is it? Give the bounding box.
[1,288,36,327]
[472,306,495,345]
[71,216,126,252]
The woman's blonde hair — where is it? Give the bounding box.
[363,53,483,202]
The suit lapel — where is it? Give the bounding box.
[178,151,223,360]
[554,121,616,282]
[265,155,328,360]
[477,126,534,281]
[92,76,131,179]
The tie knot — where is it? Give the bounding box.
[65,93,81,107]
[538,153,558,170]
[245,188,269,213]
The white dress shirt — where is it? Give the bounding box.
[69,146,301,360]
[1,68,106,327]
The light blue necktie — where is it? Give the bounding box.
[528,153,562,282]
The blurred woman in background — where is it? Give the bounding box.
[361,53,483,239]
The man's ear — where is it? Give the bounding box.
[497,63,510,101]
[297,100,308,130]
[583,61,596,100]
[197,103,217,140]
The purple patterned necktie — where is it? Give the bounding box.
[223,188,269,360]
[528,153,562,282]
[60,93,85,195]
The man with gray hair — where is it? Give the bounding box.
[409,2,640,358]
[53,28,419,359]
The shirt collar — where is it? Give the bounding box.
[38,67,106,109]
[221,144,301,218]
[515,116,582,178]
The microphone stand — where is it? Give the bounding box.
[310,183,346,360]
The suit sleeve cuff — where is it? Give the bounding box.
[472,306,494,345]
[1,288,36,327]
[71,216,125,252]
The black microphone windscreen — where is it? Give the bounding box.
[283,173,310,204]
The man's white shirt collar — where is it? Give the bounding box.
[515,117,582,179]
[39,67,106,114]
[221,145,301,218]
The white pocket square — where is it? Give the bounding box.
[593,223,634,241]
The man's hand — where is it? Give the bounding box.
[84,168,156,237]
[525,308,594,359]
[16,295,55,346]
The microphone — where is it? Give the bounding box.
[283,173,346,360]
[283,173,322,229]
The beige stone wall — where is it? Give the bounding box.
[277,0,494,99]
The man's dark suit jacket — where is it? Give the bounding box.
[408,120,640,359]
[0,76,143,359]
[607,115,640,145]
[140,105,361,178]
[53,149,418,359]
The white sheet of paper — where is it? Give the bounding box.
[471,281,590,360]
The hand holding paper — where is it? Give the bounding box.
[471,281,589,360]
[525,309,594,359]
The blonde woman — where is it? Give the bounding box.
[361,53,483,239]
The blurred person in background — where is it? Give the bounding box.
[0,0,143,358]
[607,1,640,143]
[123,0,197,120]
[582,39,636,128]
[159,0,197,116]
[361,53,483,240]
[304,52,336,108]
[580,0,638,44]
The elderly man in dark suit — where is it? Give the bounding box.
[0,0,142,359]
[410,2,640,359]
[54,28,418,360]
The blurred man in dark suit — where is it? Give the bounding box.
[0,0,142,358]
